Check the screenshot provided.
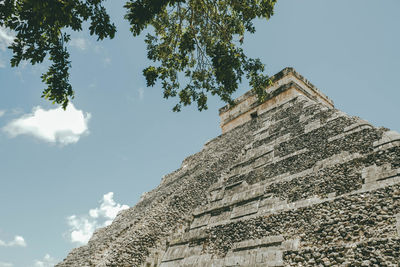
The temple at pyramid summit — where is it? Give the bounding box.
[57,68,400,266]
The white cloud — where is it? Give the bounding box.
[0,26,14,51]
[67,215,96,245]
[88,192,129,225]
[67,192,129,245]
[0,235,27,247]
[0,262,13,267]
[9,236,26,247]
[70,37,88,51]
[0,110,5,117]
[33,254,57,267]
[3,103,91,145]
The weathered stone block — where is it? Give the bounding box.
[231,200,259,219]
[233,235,284,251]
[259,197,287,214]
[281,238,300,251]
[209,209,231,225]
[304,119,321,133]
[374,130,400,150]
[190,214,210,229]
[343,118,372,132]
[209,188,224,202]
[362,164,399,189]
[225,249,261,266]
[230,186,263,204]
[162,244,187,262]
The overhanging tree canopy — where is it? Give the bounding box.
[0,0,276,111]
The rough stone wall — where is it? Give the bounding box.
[57,88,400,266]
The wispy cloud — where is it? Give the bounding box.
[0,58,6,68]
[70,37,88,51]
[67,192,129,245]
[0,262,13,267]
[0,110,5,117]
[93,45,111,67]
[0,235,27,247]
[103,57,111,66]
[10,108,23,116]
[138,87,144,100]
[3,103,91,145]
[33,254,57,267]
[0,26,14,69]
[0,26,14,51]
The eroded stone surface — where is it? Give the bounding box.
[57,69,400,267]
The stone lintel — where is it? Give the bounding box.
[233,235,284,251]
[219,67,334,133]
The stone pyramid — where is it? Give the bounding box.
[57,68,400,267]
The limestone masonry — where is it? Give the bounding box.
[57,68,400,266]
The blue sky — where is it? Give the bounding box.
[0,1,399,266]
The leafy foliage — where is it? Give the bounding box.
[125,0,276,111]
[0,0,116,109]
[1,0,276,111]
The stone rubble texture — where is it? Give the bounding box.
[57,68,400,267]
